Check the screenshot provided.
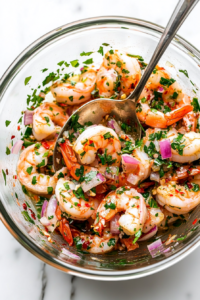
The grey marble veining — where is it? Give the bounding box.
[1,0,200,299]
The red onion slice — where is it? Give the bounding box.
[150,172,160,182]
[41,200,48,218]
[159,139,172,159]
[127,173,138,185]
[11,140,24,154]
[138,226,158,241]
[81,171,106,192]
[46,195,57,219]
[40,216,51,226]
[147,238,164,258]
[62,248,80,261]
[122,154,140,173]
[24,110,34,125]
[107,119,121,134]
[110,214,120,234]
[158,87,164,93]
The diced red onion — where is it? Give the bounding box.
[110,214,120,234]
[41,200,48,217]
[122,154,140,173]
[81,172,106,192]
[40,216,51,226]
[24,110,34,125]
[104,166,119,180]
[127,173,138,185]
[139,196,146,225]
[11,140,24,154]
[46,195,57,219]
[107,119,121,134]
[147,238,164,258]
[158,87,164,93]
[159,139,172,159]
[150,172,160,182]
[80,67,84,71]
[138,226,158,241]
[62,248,80,260]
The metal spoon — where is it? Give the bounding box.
[53,0,199,171]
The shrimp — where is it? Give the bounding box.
[17,144,67,195]
[50,70,97,105]
[122,149,151,186]
[73,228,118,254]
[102,50,141,95]
[156,175,200,214]
[143,207,164,233]
[136,96,192,128]
[136,68,193,128]
[96,66,118,98]
[55,178,97,220]
[167,130,200,163]
[32,102,69,141]
[94,187,147,236]
[144,128,200,164]
[73,125,121,166]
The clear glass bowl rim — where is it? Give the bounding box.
[1,16,200,281]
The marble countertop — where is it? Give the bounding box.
[1,0,200,299]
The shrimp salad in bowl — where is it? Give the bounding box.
[4,44,200,256]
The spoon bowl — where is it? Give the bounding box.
[53,97,141,171]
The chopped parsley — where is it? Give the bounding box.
[26,166,33,175]
[21,211,35,224]
[6,147,11,155]
[37,159,46,168]
[80,51,93,56]
[103,132,114,140]
[97,46,104,56]
[2,169,6,185]
[133,229,142,244]
[191,98,200,112]
[179,69,189,78]
[70,59,79,68]
[171,133,185,155]
[73,187,87,201]
[63,182,70,190]
[98,149,116,166]
[32,176,37,185]
[160,77,176,87]
[24,76,32,86]
[5,120,11,127]
[107,238,116,247]
[47,187,53,194]
[104,202,116,210]
[83,58,93,65]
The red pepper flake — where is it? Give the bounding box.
[11,135,15,139]
[85,203,90,207]
[82,240,90,249]
[169,194,173,197]
[17,125,20,131]
[22,146,25,150]
[42,141,50,149]
[59,103,67,107]
[89,140,93,144]
[22,203,27,210]
[14,175,17,179]
[193,218,197,225]
[31,106,35,110]
[175,189,179,193]
[187,183,193,189]
[29,209,36,220]
[180,192,185,196]
[77,203,81,207]
[147,94,151,100]
[127,119,130,125]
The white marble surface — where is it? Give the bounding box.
[1,0,200,299]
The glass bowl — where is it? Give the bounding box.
[1,16,200,281]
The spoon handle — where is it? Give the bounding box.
[128,0,199,100]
